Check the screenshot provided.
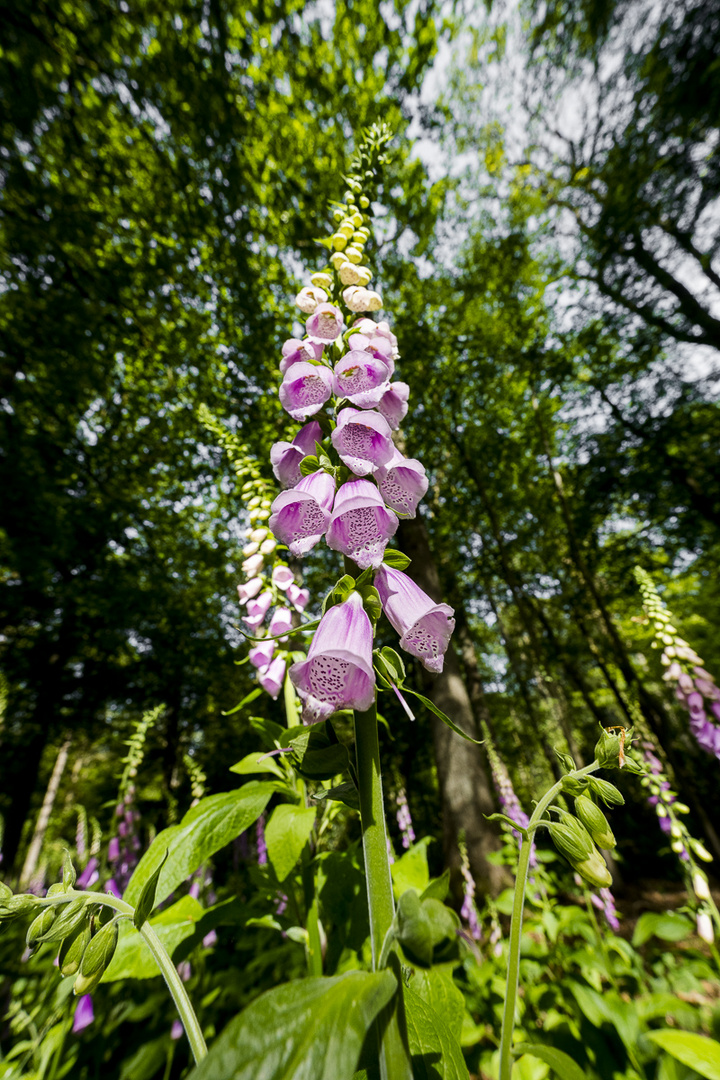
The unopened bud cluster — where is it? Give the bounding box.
[547,776,623,889]
[635,567,720,759]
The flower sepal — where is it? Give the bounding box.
[484,812,529,841]
[373,646,406,688]
[382,548,412,571]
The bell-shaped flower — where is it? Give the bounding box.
[287,583,310,609]
[306,303,344,345]
[238,577,263,604]
[272,565,295,591]
[280,338,324,375]
[377,382,409,429]
[326,479,399,569]
[269,470,336,556]
[375,450,428,518]
[331,407,395,476]
[249,640,275,669]
[243,590,273,629]
[289,592,375,723]
[270,420,323,488]
[242,553,264,577]
[295,285,328,314]
[73,995,95,1034]
[279,362,333,421]
[333,351,391,408]
[343,285,373,312]
[354,318,399,359]
[268,607,293,642]
[258,656,286,699]
[375,564,455,673]
[338,261,363,285]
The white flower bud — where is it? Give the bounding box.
[332,233,347,251]
[339,262,362,285]
[356,266,372,285]
[295,285,328,314]
[691,840,713,862]
[259,538,276,555]
[343,286,371,312]
[311,272,333,289]
[250,527,268,543]
[242,542,259,556]
[365,291,383,311]
[693,872,711,901]
[330,251,346,269]
[247,496,262,509]
[344,246,363,264]
[697,911,714,944]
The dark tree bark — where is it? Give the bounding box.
[398,515,510,896]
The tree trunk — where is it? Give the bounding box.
[398,515,510,896]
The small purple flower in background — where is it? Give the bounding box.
[107,837,120,863]
[374,564,455,673]
[272,565,295,591]
[395,788,415,849]
[249,639,275,669]
[268,607,293,641]
[306,303,344,344]
[483,730,537,868]
[256,814,268,866]
[171,1019,184,1041]
[640,738,690,860]
[459,836,481,941]
[269,470,336,556]
[238,577,263,603]
[77,856,99,890]
[374,450,428,518]
[325,479,399,569]
[270,420,323,487]
[592,887,620,931]
[287,583,310,610]
[73,995,94,1033]
[242,590,273,629]
[279,362,334,421]
[258,656,286,699]
[377,382,409,429]
[290,592,375,723]
[331,407,395,475]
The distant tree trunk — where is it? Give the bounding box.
[398,515,510,896]
[19,739,71,888]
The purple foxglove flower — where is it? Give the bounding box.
[108,837,120,862]
[696,677,720,700]
[280,338,324,374]
[202,929,218,948]
[119,821,128,837]
[256,814,268,865]
[269,470,336,556]
[272,565,295,591]
[688,692,705,716]
[326,479,399,569]
[375,450,428,518]
[333,351,391,407]
[270,420,323,488]
[287,583,310,609]
[258,656,286,699]
[238,576,263,603]
[242,590,273,628]
[242,553,264,577]
[279,362,333,421]
[712,702,720,722]
[189,881,200,900]
[377,382,409,429]
[354,318,399,359]
[331,407,395,476]
[347,330,395,371]
[105,878,120,896]
[290,592,375,723]
[663,661,682,680]
[375,564,455,673]
[678,672,695,693]
[76,857,99,890]
[268,607,293,641]
[306,303,344,344]
[171,1019,184,1040]
[343,285,375,312]
[73,995,94,1033]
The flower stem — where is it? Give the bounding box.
[354,701,412,1080]
[498,762,599,1080]
[69,890,208,1064]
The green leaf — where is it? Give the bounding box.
[299,454,319,477]
[223,688,263,716]
[133,848,168,929]
[396,890,435,967]
[124,781,278,907]
[188,971,397,1080]
[313,782,360,811]
[103,897,204,982]
[647,1032,720,1080]
[288,722,350,780]
[403,985,470,1080]
[514,1043,586,1080]
[248,716,286,749]
[230,752,287,779]
[632,912,693,947]
[391,837,432,897]
[382,549,411,570]
[402,687,482,743]
[265,804,317,881]
[420,869,450,903]
[411,967,465,1042]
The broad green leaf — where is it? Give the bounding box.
[124,782,279,907]
[103,896,203,982]
[411,967,465,1042]
[514,1043,586,1080]
[420,868,450,903]
[632,912,692,947]
[230,752,287,779]
[404,985,470,1080]
[265,804,317,881]
[647,1031,720,1080]
[391,836,432,897]
[188,971,397,1080]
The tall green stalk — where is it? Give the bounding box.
[354,701,413,1080]
[498,762,599,1080]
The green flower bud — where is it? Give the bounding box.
[59,920,92,976]
[574,795,616,849]
[0,882,12,900]
[47,882,67,896]
[331,233,347,251]
[26,906,56,950]
[548,819,594,864]
[74,920,119,996]
[311,272,333,290]
[359,195,370,208]
[574,849,613,889]
[0,893,41,922]
[330,251,346,270]
[38,898,88,944]
[560,776,589,796]
[594,728,624,768]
